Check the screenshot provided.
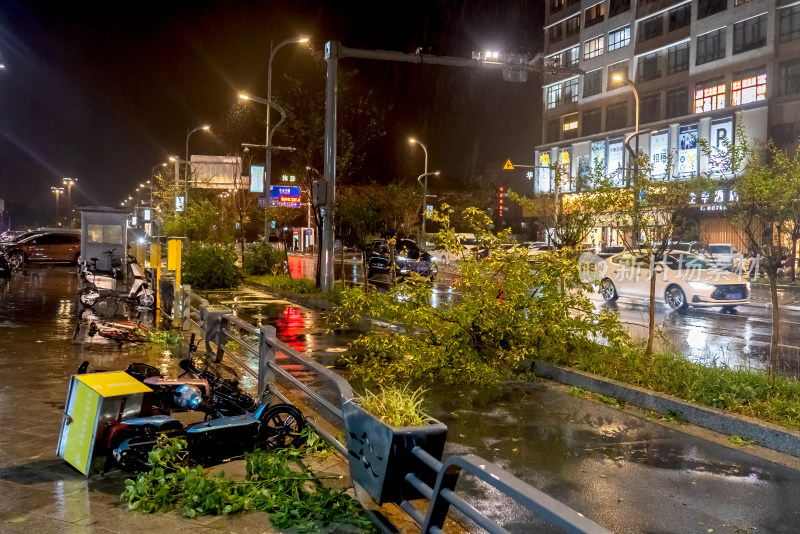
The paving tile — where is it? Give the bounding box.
[0,479,58,521]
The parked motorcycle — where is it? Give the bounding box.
[108,397,304,470]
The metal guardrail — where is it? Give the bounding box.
[184,287,611,534]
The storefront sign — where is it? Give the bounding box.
[536,152,551,193]
[608,140,624,186]
[678,125,698,176]
[650,131,669,177]
[591,141,606,176]
[709,117,733,174]
[249,165,265,193]
[558,148,572,191]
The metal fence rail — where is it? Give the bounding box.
[193,297,352,458]
[184,287,611,534]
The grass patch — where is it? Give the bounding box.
[569,386,620,407]
[246,274,354,305]
[355,384,429,427]
[549,344,800,432]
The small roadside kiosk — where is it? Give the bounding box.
[78,206,129,275]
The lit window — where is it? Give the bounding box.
[608,26,631,51]
[731,74,766,106]
[584,36,605,60]
[694,84,726,113]
[547,84,562,109]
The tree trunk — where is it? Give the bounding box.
[362,249,369,292]
[647,268,656,355]
[769,271,781,378]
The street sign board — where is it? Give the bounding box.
[269,185,301,208]
[250,165,265,193]
[503,159,514,170]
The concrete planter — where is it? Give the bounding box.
[342,400,447,504]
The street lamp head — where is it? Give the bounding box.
[169,156,178,162]
[238,93,250,101]
[298,37,310,43]
[612,73,623,82]
[202,125,210,131]
[409,137,417,144]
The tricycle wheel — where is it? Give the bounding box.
[258,404,304,449]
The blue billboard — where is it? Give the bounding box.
[269,186,301,208]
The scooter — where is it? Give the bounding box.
[108,394,304,471]
[79,254,155,308]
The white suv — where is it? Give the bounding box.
[706,243,741,271]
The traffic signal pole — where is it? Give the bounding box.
[320,42,561,292]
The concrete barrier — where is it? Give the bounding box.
[533,360,800,458]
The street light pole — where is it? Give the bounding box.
[417,171,440,235]
[409,138,429,237]
[50,187,64,224]
[266,36,309,196]
[185,125,210,210]
[62,177,76,213]
[613,73,641,247]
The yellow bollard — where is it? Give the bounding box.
[135,243,146,267]
[167,239,182,328]
[149,243,162,316]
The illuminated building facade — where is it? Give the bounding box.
[535,0,797,247]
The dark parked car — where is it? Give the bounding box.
[367,238,437,280]
[0,231,81,269]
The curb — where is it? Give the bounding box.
[533,360,800,458]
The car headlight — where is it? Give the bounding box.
[396,255,407,261]
[687,281,714,290]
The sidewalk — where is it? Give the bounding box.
[0,267,370,534]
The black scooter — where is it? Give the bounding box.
[107,393,304,471]
[98,335,304,471]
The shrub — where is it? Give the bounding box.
[182,242,240,290]
[242,243,286,276]
[330,206,631,386]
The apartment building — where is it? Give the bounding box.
[534,0,800,247]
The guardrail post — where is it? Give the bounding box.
[258,325,277,404]
[421,462,462,531]
[182,284,193,330]
[199,306,232,361]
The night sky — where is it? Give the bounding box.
[0,1,544,227]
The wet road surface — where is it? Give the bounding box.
[204,283,800,534]
[0,266,358,534]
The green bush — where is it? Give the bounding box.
[242,243,285,276]
[182,242,240,290]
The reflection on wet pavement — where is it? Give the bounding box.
[5,266,800,533]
